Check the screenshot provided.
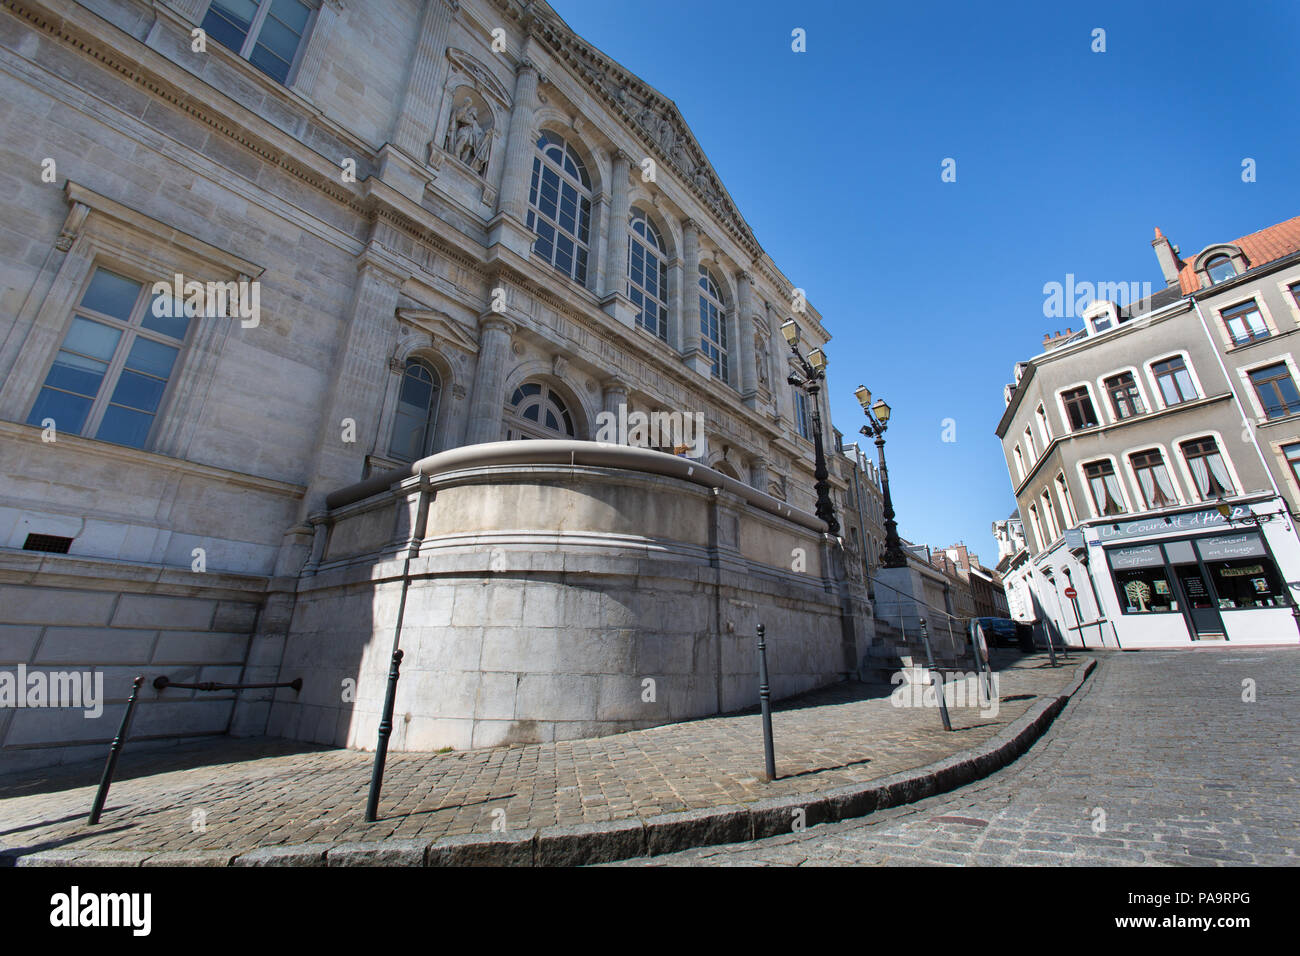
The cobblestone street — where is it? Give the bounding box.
[612,647,1300,866]
[0,653,1071,861]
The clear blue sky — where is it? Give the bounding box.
[551,0,1300,562]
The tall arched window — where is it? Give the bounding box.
[628,208,669,341]
[698,266,729,384]
[388,359,441,461]
[504,381,577,440]
[527,131,592,285]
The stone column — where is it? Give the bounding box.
[292,0,348,95]
[390,0,459,159]
[496,58,541,224]
[602,378,629,418]
[297,254,405,518]
[750,455,769,492]
[766,299,787,422]
[736,270,758,401]
[603,151,631,298]
[464,315,516,445]
[680,219,700,352]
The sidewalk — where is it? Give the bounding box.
[0,652,1095,866]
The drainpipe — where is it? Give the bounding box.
[850,445,871,586]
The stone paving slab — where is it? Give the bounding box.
[0,652,1084,865]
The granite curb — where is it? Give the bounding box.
[3,658,1097,868]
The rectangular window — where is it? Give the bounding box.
[1023,426,1036,462]
[1035,403,1051,444]
[1084,460,1125,516]
[26,268,191,450]
[1113,566,1178,614]
[1180,437,1234,499]
[1104,371,1144,420]
[1152,356,1197,406]
[1284,442,1300,489]
[202,0,315,86]
[1061,386,1098,431]
[794,391,812,441]
[1290,282,1300,309]
[1249,362,1300,419]
[1130,449,1178,509]
[1013,445,1025,481]
[1221,300,1269,346]
[1055,472,1075,526]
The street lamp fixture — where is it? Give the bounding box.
[783,323,839,535]
[858,384,907,569]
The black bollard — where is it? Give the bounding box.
[88,675,144,825]
[918,619,952,732]
[756,624,777,781]
[365,649,404,823]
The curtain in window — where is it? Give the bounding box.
[1188,455,1212,497]
[1206,452,1233,494]
[1151,462,1177,504]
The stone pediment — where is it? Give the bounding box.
[396,308,480,354]
[446,47,512,106]
[494,0,759,256]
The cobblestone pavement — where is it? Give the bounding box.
[0,653,1072,858]
[609,646,1300,866]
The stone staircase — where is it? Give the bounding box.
[860,617,976,690]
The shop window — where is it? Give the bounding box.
[1204,558,1286,610]
[1113,566,1178,614]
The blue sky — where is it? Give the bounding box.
[551,0,1300,562]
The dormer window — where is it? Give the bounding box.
[1205,255,1236,285]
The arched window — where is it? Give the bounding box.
[628,209,669,341]
[527,131,592,285]
[504,381,576,441]
[1205,255,1236,285]
[698,266,729,384]
[388,359,441,461]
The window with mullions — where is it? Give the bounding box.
[1180,437,1234,499]
[503,381,575,441]
[388,359,441,462]
[1151,356,1197,406]
[1104,371,1144,420]
[1205,254,1236,285]
[202,0,315,85]
[1283,442,1300,489]
[1083,459,1125,516]
[698,266,729,383]
[1248,362,1300,420]
[628,209,669,341]
[1130,448,1178,509]
[1061,386,1098,431]
[26,268,191,450]
[527,131,592,286]
[1221,300,1269,346]
[1205,558,1286,609]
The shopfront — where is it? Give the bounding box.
[1084,497,1300,648]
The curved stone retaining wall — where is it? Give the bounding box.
[261,442,873,751]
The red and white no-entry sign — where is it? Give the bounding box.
[1064,586,1077,599]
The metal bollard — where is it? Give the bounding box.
[88,675,144,825]
[756,624,777,781]
[365,649,404,823]
[918,619,952,732]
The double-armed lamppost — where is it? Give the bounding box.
[780,319,839,535]
[855,385,906,568]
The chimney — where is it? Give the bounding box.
[1152,227,1182,287]
[1042,329,1074,352]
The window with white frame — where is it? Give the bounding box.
[699,266,729,383]
[1180,436,1234,499]
[1151,355,1198,406]
[1013,445,1025,481]
[1035,403,1051,445]
[1023,426,1036,462]
[794,390,812,441]
[1027,503,1046,552]
[1205,254,1237,285]
[1055,472,1076,526]
[1061,385,1098,431]
[201,0,316,85]
[628,208,669,341]
[26,267,192,450]
[527,131,592,286]
[1129,448,1178,509]
[1083,459,1125,516]
[1040,490,1059,541]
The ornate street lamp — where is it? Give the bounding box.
[856,384,906,568]
[781,319,839,534]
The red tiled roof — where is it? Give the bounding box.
[1177,214,1300,293]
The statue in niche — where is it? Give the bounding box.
[755,334,769,386]
[443,93,492,177]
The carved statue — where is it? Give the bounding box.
[445,96,491,177]
[756,335,769,385]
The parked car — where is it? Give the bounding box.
[973,617,1020,647]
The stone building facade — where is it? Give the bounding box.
[0,0,865,767]
[996,214,1300,649]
